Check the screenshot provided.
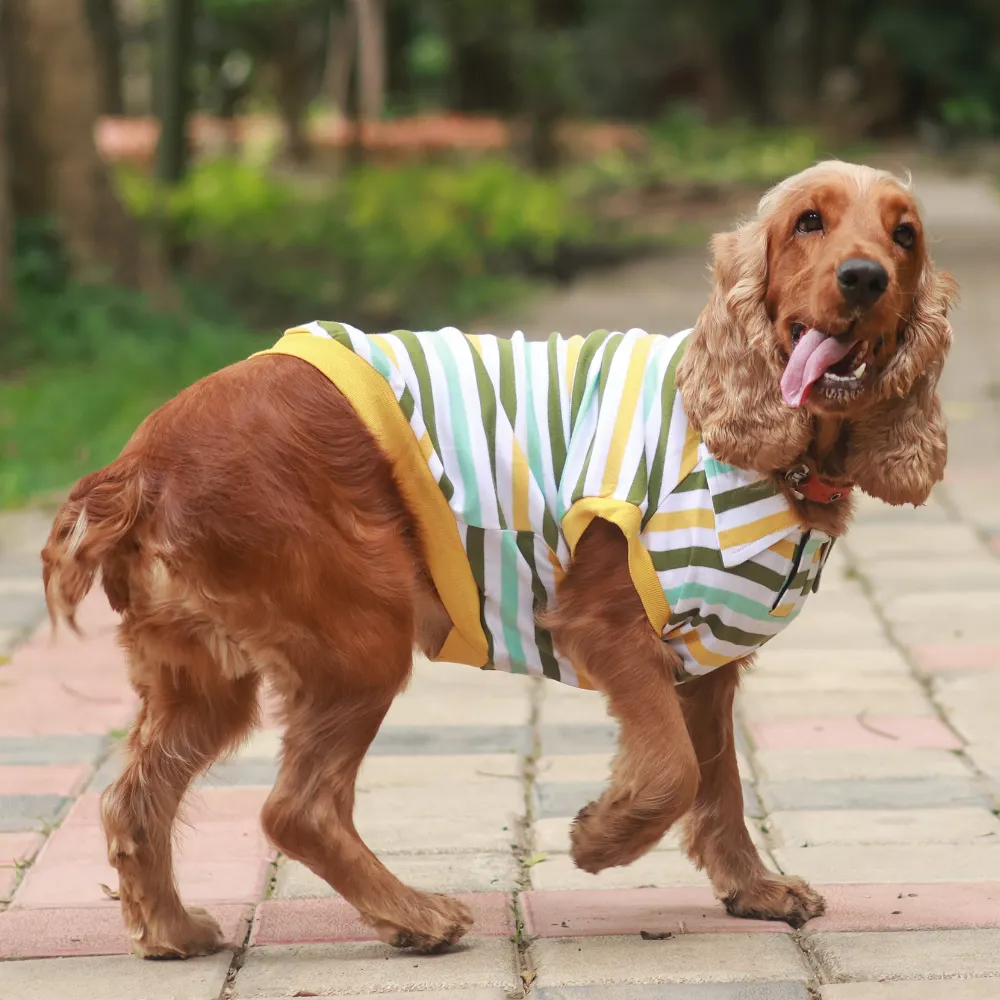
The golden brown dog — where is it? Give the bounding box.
[42,161,955,959]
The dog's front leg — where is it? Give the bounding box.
[542,518,700,872]
[677,660,825,928]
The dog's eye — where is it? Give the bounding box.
[893,223,916,249]
[795,210,823,234]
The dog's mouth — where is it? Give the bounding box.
[781,322,873,407]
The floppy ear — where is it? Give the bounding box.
[847,264,958,506]
[677,222,812,472]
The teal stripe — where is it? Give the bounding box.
[665,583,775,623]
[520,342,560,550]
[667,608,775,648]
[500,533,529,674]
[434,339,482,525]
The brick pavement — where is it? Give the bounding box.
[2,167,1000,997]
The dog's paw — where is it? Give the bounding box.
[133,906,227,960]
[723,875,826,929]
[365,893,473,953]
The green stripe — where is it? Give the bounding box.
[710,481,778,514]
[546,334,567,484]
[667,608,774,649]
[516,532,562,681]
[641,342,686,524]
[464,338,506,529]
[389,330,455,502]
[500,532,529,674]
[665,583,775,623]
[651,545,788,592]
[569,330,611,429]
[674,469,708,493]
[496,337,517,428]
[398,386,416,423]
[464,527,494,667]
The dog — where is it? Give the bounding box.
[42,160,955,958]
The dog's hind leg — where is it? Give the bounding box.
[101,636,260,959]
[261,665,473,953]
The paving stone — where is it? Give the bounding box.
[0,627,20,654]
[881,592,1000,644]
[0,589,47,630]
[528,850,712,891]
[539,686,613,724]
[809,928,1000,982]
[198,758,281,787]
[0,734,108,766]
[0,951,234,1000]
[367,725,529,756]
[0,794,70,832]
[741,672,923,694]
[382,692,532,727]
[251,893,512,946]
[805,882,1000,933]
[0,830,43,865]
[538,724,619,754]
[821,981,1000,998]
[844,524,984,560]
[522,887,793,938]
[758,777,991,812]
[865,559,1000,597]
[535,752,754,783]
[532,933,810,987]
[0,904,252,958]
[357,753,523,788]
[752,649,911,676]
[0,764,91,796]
[313,993,509,1000]
[231,939,519,996]
[937,707,1000,745]
[276,853,519,897]
[534,780,763,820]
[752,749,973,783]
[768,807,1000,847]
[749,717,962,751]
[536,984,810,999]
[765,625,891,652]
[965,743,1000,777]
[739,690,934,720]
[773,844,1000,884]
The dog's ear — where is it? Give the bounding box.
[678,223,811,472]
[847,264,957,506]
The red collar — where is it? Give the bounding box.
[782,464,853,504]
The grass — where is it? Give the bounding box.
[0,283,269,508]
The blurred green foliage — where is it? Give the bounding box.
[119,158,599,329]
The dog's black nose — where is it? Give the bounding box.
[837,258,889,308]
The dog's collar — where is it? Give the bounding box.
[781,464,853,504]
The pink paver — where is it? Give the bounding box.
[0,903,251,959]
[521,887,792,938]
[250,893,512,946]
[749,716,963,751]
[0,832,44,867]
[64,786,272,828]
[0,678,136,736]
[13,857,273,907]
[25,588,120,642]
[911,644,1000,672]
[807,882,1000,932]
[0,764,91,796]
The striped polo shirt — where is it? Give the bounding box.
[260,322,832,686]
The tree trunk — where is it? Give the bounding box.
[86,0,124,115]
[0,0,13,319]
[324,3,356,117]
[352,0,385,122]
[3,0,163,292]
[156,0,194,184]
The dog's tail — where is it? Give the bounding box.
[42,454,149,633]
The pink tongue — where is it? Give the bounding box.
[780,328,856,407]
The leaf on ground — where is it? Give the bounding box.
[521,852,548,867]
[100,883,120,900]
[520,969,537,987]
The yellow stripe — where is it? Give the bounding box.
[770,538,797,560]
[645,507,715,534]
[564,335,584,397]
[601,336,654,496]
[679,425,701,482]
[254,331,488,668]
[768,602,796,619]
[511,438,531,532]
[465,334,484,358]
[562,497,669,635]
[417,430,435,464]
[370,334,400,369]
[718,509,798,551]
[680,630,734,669]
